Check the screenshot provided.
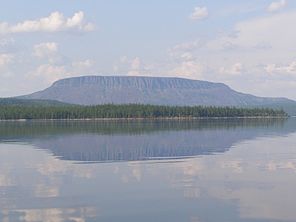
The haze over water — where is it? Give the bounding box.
[0,118,296,222]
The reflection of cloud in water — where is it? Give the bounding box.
[131,165,142,182]
[190,216,202,222]
[0,120,296,222]
[221,160,243,173]
[184,187,201,199]
[0,173,13,187]
[183,161,204,176]
[34,183,59,198]
[13,207,97,222]
[266,160,296,172]
[37,157,98,180]
[118,163,143,183]
[167,133,296,221]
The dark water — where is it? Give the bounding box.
[0,118,296,222]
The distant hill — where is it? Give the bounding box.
[18,75,296,115]
[0,98,69,107]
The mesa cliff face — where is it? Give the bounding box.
[20,75,295,111]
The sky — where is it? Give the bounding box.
[0,0,296,100]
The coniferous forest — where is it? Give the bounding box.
[0,104,287,120]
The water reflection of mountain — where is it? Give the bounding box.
[0,118,295,162]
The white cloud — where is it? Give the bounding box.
[171,60,204,79]
[71,59,94,75]
[170,40,203,53]
[130,57,141,70]
[0,38,15,47]
[0,53,15,78]
[285,61,296,73]
[207,11,296,52]
[0,53,13,66]
[32,64,68,82]
[0,11,95,34]
[220,63,243,75]
[265,61,296,74]
[114,56,145,76]
[128,57,141,75]
[119,56,128,64]
[164,10,296,99]
[72,59,93,69]
[190,7,208,20]
[29,58,95,83]
[264,64,277,73]
[34,42,58,58]
[179,52,193,61]
[267,0,287,13]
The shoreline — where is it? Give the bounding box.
[0,116,289,122]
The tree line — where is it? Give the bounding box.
[0,104,287,120]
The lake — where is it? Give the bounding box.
[0,118,296,222]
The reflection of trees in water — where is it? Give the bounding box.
[0,118,290,139]
[0,118,295,162]
[31,118,295,162]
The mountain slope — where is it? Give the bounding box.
[0,98,69,106]
[19,75,296,114]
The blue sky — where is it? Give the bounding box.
[0,0,296,99]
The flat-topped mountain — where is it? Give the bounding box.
[19,75,296,114]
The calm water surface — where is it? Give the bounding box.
[0,118,296,222]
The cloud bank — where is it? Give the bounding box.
[0,11,95,34]
[190,7,209,20]
[267,0,287,13]
[34,42,58,58]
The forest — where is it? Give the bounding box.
[0,104,287,120]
